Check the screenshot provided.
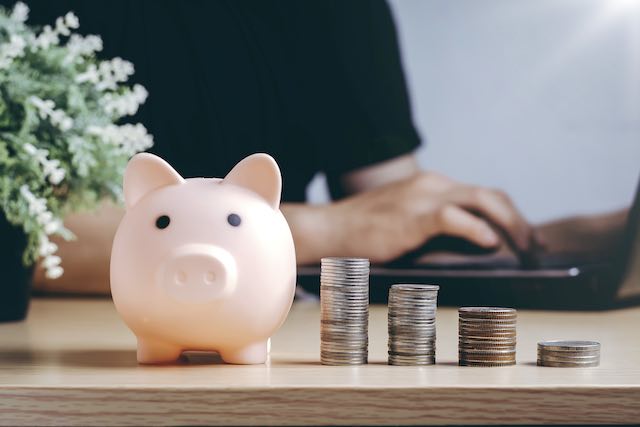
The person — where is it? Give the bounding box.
[19,0,624,294]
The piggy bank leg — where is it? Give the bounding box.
[219,340,268,364]
[137,338,183,364]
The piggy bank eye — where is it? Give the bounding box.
[155,215,171,230]
[227,213,241,227]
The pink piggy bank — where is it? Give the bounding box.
[110,152,296,364]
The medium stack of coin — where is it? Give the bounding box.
[388,284,439,365]
[320,257,370,365]
[537,340,600,367]
[458,307,517,367]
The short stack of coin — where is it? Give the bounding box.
[537,340,600,367]
[320,257,370,365]
[388,284,439,365]
[458,307,517,367]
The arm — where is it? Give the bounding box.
[289,153,536,265]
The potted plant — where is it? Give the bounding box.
[0,2,153,321]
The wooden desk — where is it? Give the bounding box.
[1,298,639,426]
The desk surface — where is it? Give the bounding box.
[1,298,639,426]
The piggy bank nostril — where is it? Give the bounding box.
[204,271,217,285]
[175,270,187,286]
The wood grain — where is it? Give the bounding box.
[1,298,639,425]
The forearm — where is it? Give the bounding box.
[535,209,628,255]
[281,203,334,265]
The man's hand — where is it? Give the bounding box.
[286,171,535,265]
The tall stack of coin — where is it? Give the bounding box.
[537,340,600,367]
[320,257,370,365]
[387,284,439,365]
[458,307,517,367]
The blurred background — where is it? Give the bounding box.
[308,0,640,223]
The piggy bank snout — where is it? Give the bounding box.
[159,244,237,303]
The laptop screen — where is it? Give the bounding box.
[616,175,640,300]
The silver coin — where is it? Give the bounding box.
[389,329,436,339]
[389,357,435,362]
[321,326,368,333]
[460,347,516,354]
[537,354,600,363]
[459,344,516,350]
[459,320,517,327]
[537,340,600,352]
[321,312,369,318]
[389,317,436,324]
[459,307,517,315]
[389,311,437,317]
[390,352,437,358]
[460,336,517,343]
[321,351,368,359]
[459,319,517,326]
[537,351,600,361]
[459,360,516,367]
[391,283,440,291]
[537,359,599,368]
[321,256,370,263]
[389,347,436,354]
[321,322,368,329]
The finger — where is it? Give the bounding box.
[422,205,500,248]
[449,187,533,251]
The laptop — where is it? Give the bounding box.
[297,177,640,309]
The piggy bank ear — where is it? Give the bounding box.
[123,153,184,209]
[223,153,282,209]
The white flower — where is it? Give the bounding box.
[20,186,65,279]
[23,142,38,155]
[48,168,66,185]
[31,11,79,52]
[93,57,135,91]
[87,123,154,155]
[64,12,79,29]
[42,255,61,269]
[64,34,103,64]
[0,34,27,69]
[44,218,62,235]
[37,210,53,225]
[10,2,29,23]
[45,265,64,279]
[38,239,58,257]
[29,96,54,119]
[22,141,67,185]
[55,12,78,37]
[33,25,59,50]
[20,184,47,216]
[28,96,74,131]
[75,63,100,84]
[101,84,149,117]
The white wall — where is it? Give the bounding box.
[307,0,640,224]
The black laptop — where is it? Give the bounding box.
[298,177,640,310]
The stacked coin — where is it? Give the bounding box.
[458,307,517,367]
[388,284,439,365]
[537,340,600,367]
[320,257,370,365]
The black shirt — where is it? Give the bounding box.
[18,0,420,201]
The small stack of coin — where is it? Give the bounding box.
[320,257,370,365]
[458,307,517,367]
[387,284,439,365]
[537,340,600,367]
